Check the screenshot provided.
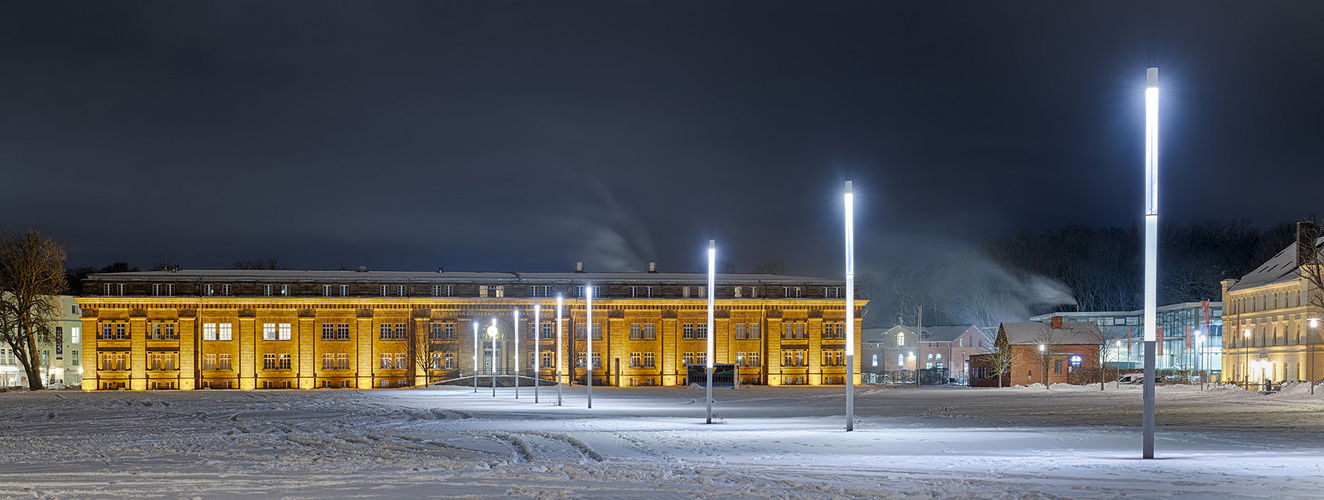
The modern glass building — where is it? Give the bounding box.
[1030,301,1223,375]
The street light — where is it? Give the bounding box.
[534,302,541,404]
[1310,317,1318,395]
[514,308,520,400]
[1194,330,1204,390]
[586,283,593,409]
[1243,328,1251,389]
[844,180,856,431]
[556,294,563,406]
[1039,343,1047,388]
[489,319,498,397]
[473,321,479,393]
[1140,66,1160,460]
[706,239,715,424]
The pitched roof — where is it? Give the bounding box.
[82,269,841,285]
[998,322,1102,345]
[1228,236,1324,292]
[921,325,977,343]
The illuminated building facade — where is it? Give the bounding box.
[77,268,864,391]
[1,295,83,388]
[1221,222,1324,387]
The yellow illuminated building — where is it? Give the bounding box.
[77,269,864,391]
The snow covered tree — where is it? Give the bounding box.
[0,229,68,391]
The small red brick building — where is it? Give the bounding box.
[969,319,1103,387]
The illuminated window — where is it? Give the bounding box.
[643,352,655,367]
[218,323,232,341]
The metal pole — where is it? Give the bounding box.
[514,309,520,399]
[491,318,497,397]
[844,181,855,431]
[556,295,563,406]
[473,321,479,393]
[534,302,540,404]
[586,284,593,409]
[1142,66,1159,459]
[706,240,715,424]
[1310,318,1317,395]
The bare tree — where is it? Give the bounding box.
[407,319,451,386]
[229,258,289,270]
[1294,218,1322,394]
[0,229,68,391]
[1032,324,1056,390]
[752,260,785,275]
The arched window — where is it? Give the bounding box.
[897,354,904,368]
[897,332,905,346]
[871,354,878,367]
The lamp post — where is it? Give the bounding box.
[514,308,520,399]
[1039,343,1048,388]
[473,321,479,393]
[534,302,541,404]
[586,284,593,409]
[1310,317,1318,395]
[844,181,855,431]
[1140,66,1160,460]
[556,294,563,406]
[706,239,715,424]
[1194,330,1204,390]
[1243,328,1251,389]
[490,319,498,397]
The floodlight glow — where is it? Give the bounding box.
[1039,344,1046,352]
[1311,318,1319,328]
[1244,329,1251,338]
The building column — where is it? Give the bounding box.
[238,316,257,390]
[808,317,823,385]
[298,316,316,389]
[177,314,197,390]
[80,317,98,391]
[356,314,373,389]
[767,317,783,386]
[661,315,678,386]
[129,316,147,391]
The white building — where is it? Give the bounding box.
[1,295,83,388]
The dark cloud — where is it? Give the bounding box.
[2,1,1322,277]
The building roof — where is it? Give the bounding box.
[83,269,843,285]
[920,325,977,343]
[1228,236,1324,293]
[998,322,1102,346]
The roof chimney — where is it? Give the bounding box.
[1297,216,1319,267]
[1051,316,1064,329]
[437,266,444,273]
[647,262,657,273]
[357,265,368,273]
[574,261,584,273]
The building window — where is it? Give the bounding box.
[218,354,232,370]
[264,284,273,296]
[630,352,641,367]
[398,285,407,297]
[340,285,348,296]
[396,353,406,369]
[1069,355,1082,369]
[264,354,277,370]
[205,354,219,371]
[221,284,231,296]
[218,323,232,341]
[645,286,654,298]
[748,324,760,339]
[592,324,601,340]
[324,285,333,297]
[541,350,553,367]
[280,354,291,370]
[748,352,760,367]
[433,285,444,297]
[1054,359,1063,374]
[683,352,694,366]
[735,323,746,339]
[381,285,390,297]
[696,323,707,339]
[736,352,745,366]
[337,353,349,370]
[683,286,690,298]
[203,323,217,341]
[630,286,638,298]
[683,323,694,339]
[643,352,655,368]
[643,323,655,339]
[204,284,214,296]
[480,286,488,298]
[541,322,553,339]
[381,353,394,369]
[322,353,335,369]
[897,332,905,346]
[630,323,642,339]
[694,352,704,367]
[281,284,289,296]
[734,286,742,298]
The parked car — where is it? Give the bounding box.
[1115,373,1164,385]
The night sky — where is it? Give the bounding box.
[3,2,1322,278]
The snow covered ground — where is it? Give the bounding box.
[2,382,1323,498]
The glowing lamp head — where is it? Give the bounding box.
[486,324,498,339]
[1244,329,1251,338]
[1311,318,1319,328]
[1039,344,1046,352]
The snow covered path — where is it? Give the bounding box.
[2,384,1323,498]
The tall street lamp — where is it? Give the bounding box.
[534,302,541,404]
[1141,66,1160,460]
[844,180,856,431]
[1243,328,1251,389]
[706,239,716,424]
[514,308,520,399]
[473,321,479,393]
[586,283,593,409]
[556,294,563,406]
[1194,330,1205,390]
[1310,317,1318,395]
[490,319,499,397]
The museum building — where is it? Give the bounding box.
[76,266,864,391]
